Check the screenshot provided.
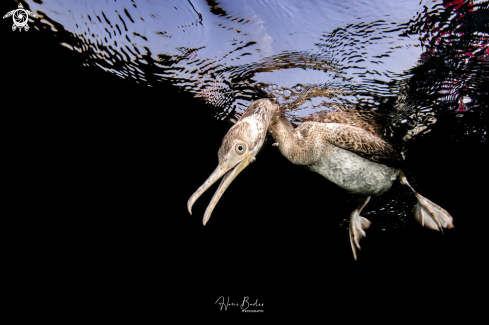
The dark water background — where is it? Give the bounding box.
[3,0,487,318]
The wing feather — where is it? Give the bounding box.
[314,122,402,166]
[299,109,387,138]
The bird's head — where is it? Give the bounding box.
[187,99,279,225]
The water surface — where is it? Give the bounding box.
[20,0,487,230]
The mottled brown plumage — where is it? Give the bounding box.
[298,109,402,166]
[299,109,386,137]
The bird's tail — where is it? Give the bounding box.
[399,172,454,232]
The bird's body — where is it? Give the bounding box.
[306,141,398,196]
[264,102,401,196]
[188,99,454,260]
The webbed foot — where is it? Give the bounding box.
[348,197,371,261]
[413,196,454,232]
[398,172,454,232]
[349,213,371,261]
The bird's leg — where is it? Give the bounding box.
[349,196,372,261]
[398,171,454,232]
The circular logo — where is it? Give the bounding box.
[13,9,29,28]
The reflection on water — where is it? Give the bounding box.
[22,0,487,228]
[25,0,487,135]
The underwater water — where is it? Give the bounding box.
[4,0,487,317]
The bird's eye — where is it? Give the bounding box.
[235,143,246,154]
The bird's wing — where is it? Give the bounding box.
[313,122,403,166]
[299,109,386,138]
[3,10,14,19]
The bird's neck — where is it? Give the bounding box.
[267,111,315,165]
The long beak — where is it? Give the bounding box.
[187,155,254,225]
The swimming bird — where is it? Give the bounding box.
[187,98,454,260]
